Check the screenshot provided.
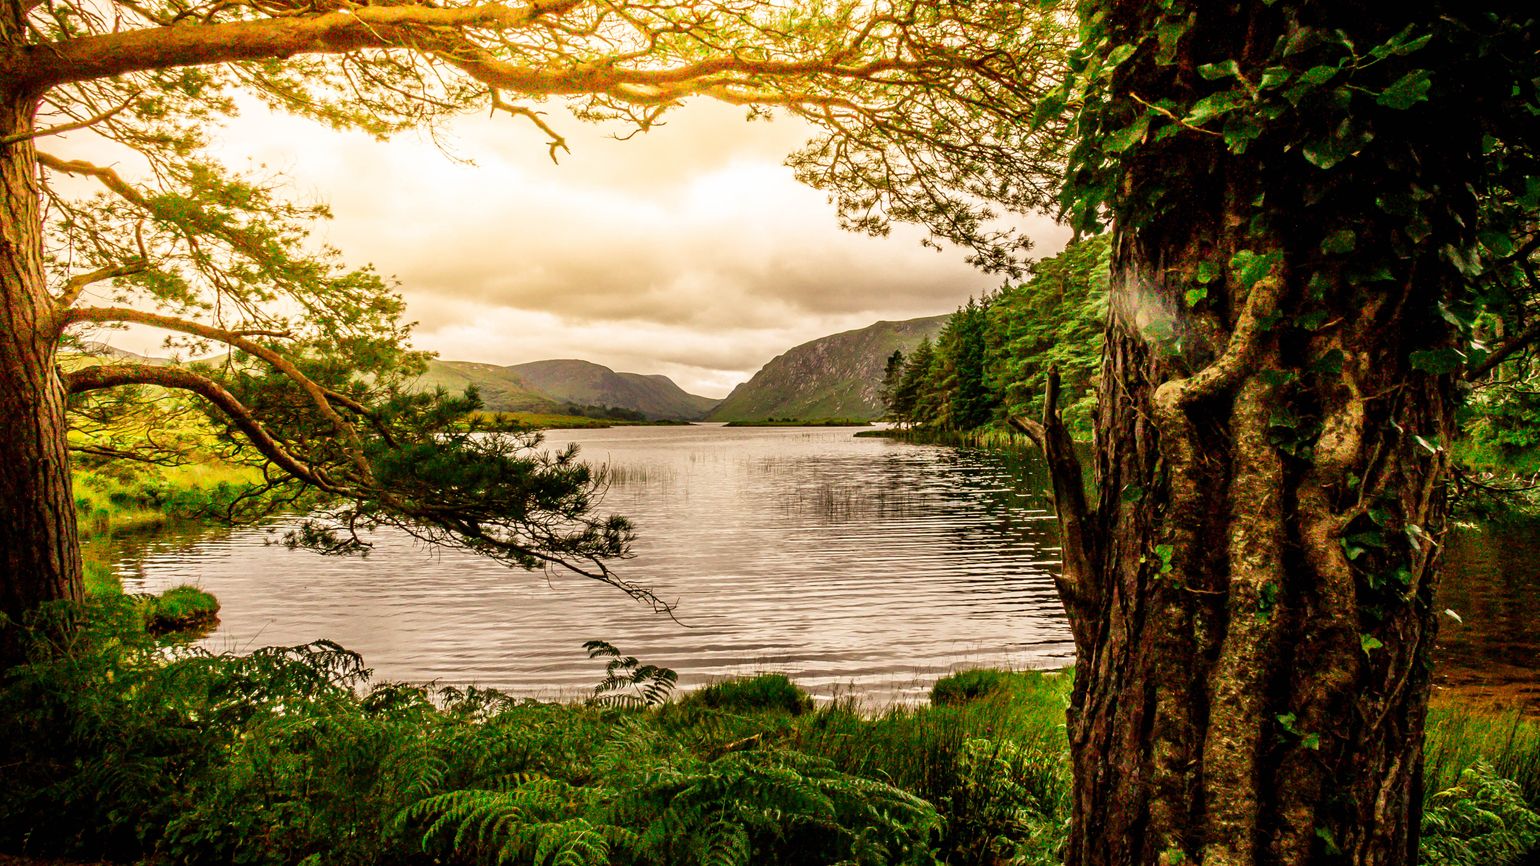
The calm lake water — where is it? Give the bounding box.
[113,425,1074,702]
[106,423,1538,709]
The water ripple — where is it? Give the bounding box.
[117,425,1075,702]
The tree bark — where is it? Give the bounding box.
[1060,229,1451,866]
[0,86,82,664]
[1038,5,1472,861]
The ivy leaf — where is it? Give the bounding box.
[1258,66,1291,89]
[1283,27,1324,57]
[1104,42,1137,69]
[1377,69,1432,110]
[1302,138,1353,169]
[1185,90,1248,126]
[1229,249,1278,289]
[1320,229,1356,254]
[1223,116,1264,153]
[1360,634,1384,655]
[1198,60,1241,81]
[1409,348,1464,374]
[1104,114,1151,154]
[1184,287,1208,307]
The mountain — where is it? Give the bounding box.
[414,358,717,420]
[416,360,562,413]
[706,315,949,421]
[507,360,719,421]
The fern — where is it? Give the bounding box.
[1421,762,1540,866]
[584,640,678,708]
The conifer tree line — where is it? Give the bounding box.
[882,236,1110,437]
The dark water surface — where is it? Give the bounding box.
[113,425,1074,702]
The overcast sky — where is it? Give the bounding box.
[187,101,1070,398]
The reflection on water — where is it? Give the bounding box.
[108,424,1539,708]
[1437,524,1540,713]
[114,425,1074,702]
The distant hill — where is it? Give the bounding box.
[507,359,719,421]
[416,360,562,414]
[415,358,717,421]
[706,315,948,421]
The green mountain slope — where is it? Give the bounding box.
[706,315,949,421]
[415,360,562,413]
[414,358,717,420]
[507,359,718,421]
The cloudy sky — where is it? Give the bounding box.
[197,101,1070,398]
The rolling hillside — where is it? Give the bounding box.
[414,358,717,420]
[706,315,948,421]
[508,360,719,421]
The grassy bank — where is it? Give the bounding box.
[724,418,874,427]
[468,411,693,431]
[0,603,1534,866]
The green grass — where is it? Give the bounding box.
[141,585,221,635]
[681,674,814,716]
[73,461,265,542]
[1426,706,1540,807]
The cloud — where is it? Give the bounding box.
[180,98,1074,395]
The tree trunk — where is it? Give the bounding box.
[1061,229,1451,866]
[0,86,82,665]
[1041,4,1480,862]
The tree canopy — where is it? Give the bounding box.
[0,0,1073,619]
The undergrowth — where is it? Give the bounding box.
[0,601,1534,865]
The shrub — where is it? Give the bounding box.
[684,674,813,716]
[931,668,1010,706]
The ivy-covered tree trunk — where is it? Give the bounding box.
[0,85,83,663]
[1033,2,1516,864]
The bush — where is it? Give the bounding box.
[931,668,1011,706]
[683,674,813,716]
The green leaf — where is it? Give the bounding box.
[1408,348,1465,374]
[1198,60,1241,81]
[1320,229,1356,254]
[1229,249,1278,290]
[1195,261,1222,284]
[1104,114,1151,154]
[1258,66,1291,89]
[1310,348,1345,375]
[1185,89,1248,126]
[1377,69,1432,110]
[1104,42,1137,69]
[1360,634,1384,654]
[1297,65,1339,87]
[1184,287,1207,307]
[1302,138,1353,169]
[1223,116,1264,153]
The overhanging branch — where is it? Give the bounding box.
[66,362,338,491]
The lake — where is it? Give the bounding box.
[112,424,1074,702]
[106,424,1537,709]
